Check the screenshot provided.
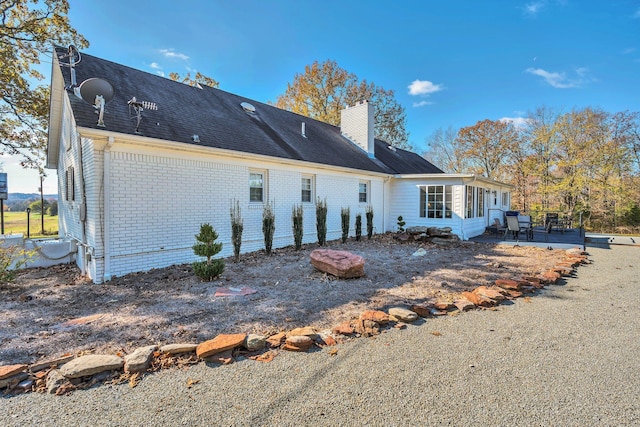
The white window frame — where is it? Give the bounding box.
[249,171,266,203]
[358,181,369,204]
[465,185,475,218]
[477,188,485,218]
[419,185,452,219]
[502,191,510,208]
[301,175,314,203]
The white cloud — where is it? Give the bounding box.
[159,49,189,60]
[412,100,433,108]
[156,71,165,77]
[150,62,162,69]
[621,47,636,55]
[500,117,529,128]
[525,67,591,88]
[408,79,444,96]
[524,1,544,15]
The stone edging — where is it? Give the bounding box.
[0,247,589,396]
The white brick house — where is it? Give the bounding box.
[47,48,512,283]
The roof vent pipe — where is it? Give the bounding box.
[301,122,306,138]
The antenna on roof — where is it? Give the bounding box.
[78,78,115,127]
[58,45,82,96]
[128,97,158,135]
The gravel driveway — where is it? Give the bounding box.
[1,244,639,426]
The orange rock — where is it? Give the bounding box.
[462,291,495,307]
[359,310,390,324]
[310,249,365,278]
[196,333,246,358]
[495,279,521,290]
[410,304,432,317]
[506,290,523,298]
[434,301,455,311]
[473,286,506,301]
[0,364,27,380]
[283,335,314,352]
[453,299,475,311]
[266,332,286,347]
[332,321,355,335]
[321,335,337,346]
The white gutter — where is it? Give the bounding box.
[102,136,115,282]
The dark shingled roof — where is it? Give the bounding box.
[54,47,443,175]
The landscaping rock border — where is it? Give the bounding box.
[0,247,589,397]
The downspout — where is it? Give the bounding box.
[103,136,114,282]
[77,133,88,275]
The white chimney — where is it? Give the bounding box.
[341,100,375,158]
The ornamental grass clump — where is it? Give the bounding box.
[262,202,276,255]
[192,223,225,280]
[316,197,328,246]
[292,204,304,250]
[366,205,374,239]
[341,207,350,243]
[230,200,243,261]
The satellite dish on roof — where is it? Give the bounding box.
[79,78,115,127]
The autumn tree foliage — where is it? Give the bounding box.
[274,60,411,150]
[0,0,87,168]
[423,107,640,232]
[168,71,219,88]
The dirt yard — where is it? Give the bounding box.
[0,235,563,365]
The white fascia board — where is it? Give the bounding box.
[46,53,65,169]
[76,127,392,179]
[393,173,515,189]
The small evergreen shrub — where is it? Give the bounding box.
[341,207,350,243]
[262,202,276,255]
[192,223,225,281]
[397,215,406,232]
[230,199,243,261]
[316,197,328,246]
[292,204,304,250]
[355,213,362,241]
[365,205,374,240]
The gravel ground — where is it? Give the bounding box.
[1,244,639,426]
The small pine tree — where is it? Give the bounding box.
[365,205,374,240]
[230,200,243,261]
[341,207,350,243]
[355,213,362,241]
[397,215,406,232]
[292,204,304,250]
[316,197,328,246]
[262,202,276,255]
[192,223,225,280]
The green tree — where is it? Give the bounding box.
[192,223,224,280]
[1,1,88,167]
[28,199,48,214]
[46,200,58,216]
[274,60,410,149]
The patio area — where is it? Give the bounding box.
[471,225,586,249]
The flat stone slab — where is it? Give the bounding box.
[0,364,27,380]
[125,345,158,373]
[59,355,124,379]
[388,307,419,323]
[283,335,314,352]
[310,249,365,278]
[197,333,247,358]
[159,343,198,354]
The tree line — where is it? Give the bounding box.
[424,107,640,232]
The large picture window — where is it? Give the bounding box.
[465,185,474,218]
[249,172,264,202]
[420,185,452,218]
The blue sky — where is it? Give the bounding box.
[6,0,640,193]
